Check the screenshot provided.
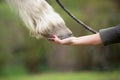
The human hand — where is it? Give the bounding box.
[52,35,77,45]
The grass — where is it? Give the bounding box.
[0,71,120,80]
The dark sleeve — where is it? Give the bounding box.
[99,24,120,46]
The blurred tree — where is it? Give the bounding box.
[113,0,120,9]
[0,0,4,3]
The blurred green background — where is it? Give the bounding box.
[0,0,120,80]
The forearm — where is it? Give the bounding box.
[72,33,102,46]
[73,24,120,46]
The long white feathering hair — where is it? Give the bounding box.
[6,0,72,40]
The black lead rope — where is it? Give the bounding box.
[56,0,98,34]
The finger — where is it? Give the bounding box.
[52,35,62,44]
